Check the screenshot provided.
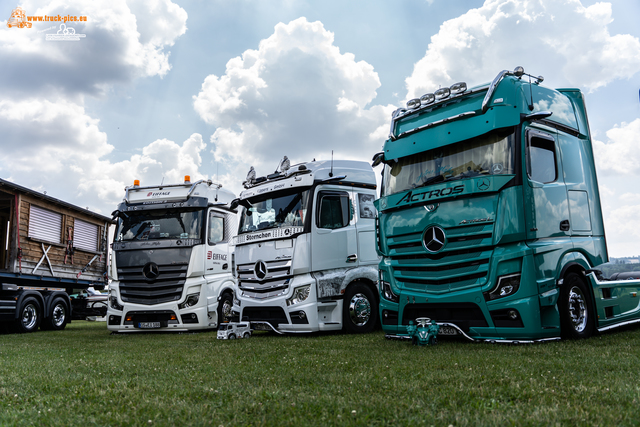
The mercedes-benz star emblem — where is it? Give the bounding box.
[254,260,268,280]
[422,226,446,253]
[491,163,504,174]
[142,262,160,280]
[477,178,490,191]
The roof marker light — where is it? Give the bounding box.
[420,93,435,106]
[406,98,421,109]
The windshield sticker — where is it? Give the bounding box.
[236,227,304,244]
[358,193,376,218]
[396,185,464,206]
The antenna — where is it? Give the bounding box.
[329,150,334,177]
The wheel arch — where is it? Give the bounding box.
[14,291,45,320]
[42,291,71,321]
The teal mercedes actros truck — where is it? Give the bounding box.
[374,66,640,342]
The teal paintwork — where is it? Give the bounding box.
[376,69,634,341]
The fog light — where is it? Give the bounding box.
[420,93,435,106]
[450,82,467,94]
[298,311,306,319]
[508,309,518,320]
[434,87,451,100]
[406,98,421,109]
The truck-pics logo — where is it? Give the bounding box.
[7,6,87,28]
[7,7,31,28]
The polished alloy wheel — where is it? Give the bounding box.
[568,286,587,333]
[348,293,371,327]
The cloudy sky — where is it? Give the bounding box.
[1,0,639,258]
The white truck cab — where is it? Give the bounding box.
[107,176,237,332]
[231,158,380,334]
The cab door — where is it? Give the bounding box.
[311,187,357,272]
[205,209,231,275]
[524,128,571,241]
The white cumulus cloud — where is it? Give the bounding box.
[405,0,640,100]
[193,17,394,179]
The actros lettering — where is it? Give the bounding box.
[396,185,464,205]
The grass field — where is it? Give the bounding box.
[1,321,640,426]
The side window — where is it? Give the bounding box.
[208,212,225,245]
[317,191,350,230]
[527,135,557,184]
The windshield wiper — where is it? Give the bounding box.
[412,174,445,190]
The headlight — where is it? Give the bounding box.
[484,274,521,301]
[109,294,123,311]
[286,285,311,306]
[381,281,399,303]
[178,293,200,309]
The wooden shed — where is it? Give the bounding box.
[0,178,113,288]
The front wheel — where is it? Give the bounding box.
[228,334,236,340]
[343,282,378,334]
[559,272,594,339]
[217,293,233,325]
[15,297,42,333]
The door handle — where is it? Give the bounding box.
[346,254,358,263]
[559,220,570,231]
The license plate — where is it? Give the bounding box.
[138,322,161,329]
[438,325,458,336]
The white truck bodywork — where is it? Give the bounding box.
[233,160,380,333]
[107,178,237,332]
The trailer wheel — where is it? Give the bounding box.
[15,297,42,333]
[218,293,233,325]
[42,297,69,331]
[559,272,594,339]
[343,282,377,334]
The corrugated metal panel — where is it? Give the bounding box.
[28,205,62,243]
[74,219,98,252]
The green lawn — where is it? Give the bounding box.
[1,321,640,426]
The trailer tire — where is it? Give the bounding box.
[42,297,69,331]
[559,272,594,339]
[343,282,377,334]
[15,297,42,333]
[218,292,233,325]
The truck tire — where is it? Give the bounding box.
[15,297,42,333]
[343,282,377,334]
[559,272,594,339]
[42,297,69,331]
[218,293,233,325]
[228,333,236,340]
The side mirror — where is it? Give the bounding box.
[229,199,240,210]
[522,111,552,122]
[371,152,384,167]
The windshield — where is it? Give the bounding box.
[238,190,310,234]
[115,208,204,242]
[382,128,516,197]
